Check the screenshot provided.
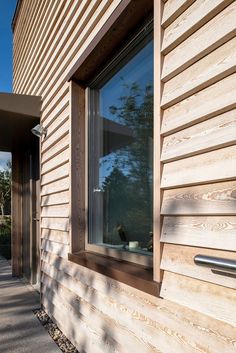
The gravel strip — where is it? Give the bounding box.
[34,309,79,353]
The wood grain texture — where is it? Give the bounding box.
[161,73,236,135]
[161,216,236,251]
[41,229,70,245]
[162,37,236,108]
[41,254,236,353]
[162,0,233,54]
[161,243,236,289]
[162,0,195,28]
[41,148,70,175]
[42,119,70,154]
[41,204,70,218]
[161,181,236,215]
[161,271,236,327]
[41,217,69,232]
[41,133,69,164]
[41,177,70,196]
[162,145,236,188]
[41,191,70,207]
[14,0,236,351]
[162,2,236,81]
[162,109,236,161]
[41,239,69,258]
[41,163,69,186]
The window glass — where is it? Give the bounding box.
[89,31,153,255]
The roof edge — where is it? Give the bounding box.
[12,0,22,32]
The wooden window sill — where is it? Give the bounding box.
[68,251,159,296]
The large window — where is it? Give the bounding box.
[87,21,153,265]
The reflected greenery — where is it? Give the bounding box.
[101,82,153,251]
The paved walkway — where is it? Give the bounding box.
[0,257,61,353]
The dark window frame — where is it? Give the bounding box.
[68,0,161,295]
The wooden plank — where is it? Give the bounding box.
[41,177,70,196]
[161,244,236,289]
[162,145,236,188]
[41,217,69,232]
[161,181,236,215]
[41,239,69,258]
[15,0,94,94]
[41,228,69,245]
[162,0,195,28]
[42,119,70,153]
[41,162,69,186]
[161,73,236,135]
[41,148,69,175]
[162,37,236,108]
[42,297,107,353]
[41,85,69,121]
[162,0,233,54]
[41,191,70,206]
[23,0,109,96]
[14,0,66,88]
[162,2,236,81]
[42,281,163,353]
[41,204,69,218]
[13,0,75,93]
[41,133,69,164]
[69,82,86,254]
[161,216,236,251]
[162,109,236,162]
[41,257,236,353]
[161,272,236,327]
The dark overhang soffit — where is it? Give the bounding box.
[0,93,41,151]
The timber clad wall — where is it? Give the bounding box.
[13,1,236,352]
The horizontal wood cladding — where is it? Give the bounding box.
[42,119,70,154]
[13,0,236,351]
[41,217,70,232]
[161,145,236,188]
[162,1,236,81]
[162,0,195,28]
[161,37,236,108]
[161,216,236,251]
[162,0,233,54]
[41,191,70,207]
[161,73,236,135]
[41,239,69,258]
[41,204,70,218]
[162,109,236,162]
[41,177,70,197]
[41,149,70,175]
[161,181,236,216]
[160,271,236,327]
[40,253,236,353]
[161,244,236,289]
[41,229,69,245]
[41,134,69,164]
[41,163,69,186]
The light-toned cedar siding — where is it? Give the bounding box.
[159,0,236,327]
[13,1,236,353]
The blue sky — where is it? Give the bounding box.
[0,1,16,169]
[0,0,17,93]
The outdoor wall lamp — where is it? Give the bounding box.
[31,124,47,138]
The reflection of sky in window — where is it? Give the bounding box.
[98,40,153,186]
[100,40,153,123]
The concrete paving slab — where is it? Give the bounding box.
[0,257,61,353]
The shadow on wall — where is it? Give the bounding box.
[39,183,205,352]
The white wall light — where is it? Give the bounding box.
[31,124,47,138]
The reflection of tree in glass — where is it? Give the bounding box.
[102,82,153,248]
